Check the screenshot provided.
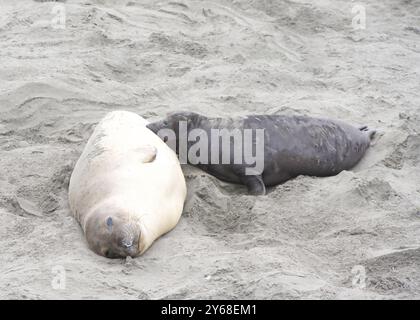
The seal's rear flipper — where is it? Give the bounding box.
[242,175,266,196]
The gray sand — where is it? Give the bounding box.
[0,0,419,299]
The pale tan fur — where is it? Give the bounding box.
[68,111,186,255]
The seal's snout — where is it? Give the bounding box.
[120,235,137,251]
[147,119,171,134]
[358,125,376,140]
[122,239,134,248]
[100,232,139,259]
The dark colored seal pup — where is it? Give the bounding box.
[147,112,375,195]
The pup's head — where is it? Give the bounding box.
[146,111,202,135]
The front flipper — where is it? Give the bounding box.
[241,175,266,196]
[136,144,157,163]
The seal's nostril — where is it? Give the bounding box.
[122,241,133,248]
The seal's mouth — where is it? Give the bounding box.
[94,226,141,259]
[103,248,123,259]
[102,241,138,259]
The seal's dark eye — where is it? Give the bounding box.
[106,217,113,229]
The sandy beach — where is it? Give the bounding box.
[0,0,419,299]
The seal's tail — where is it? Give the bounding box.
[359,125,376,140]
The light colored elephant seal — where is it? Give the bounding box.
[68,110,186,258]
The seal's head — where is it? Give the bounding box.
[84,206,142,259]
[146,111,202,135]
